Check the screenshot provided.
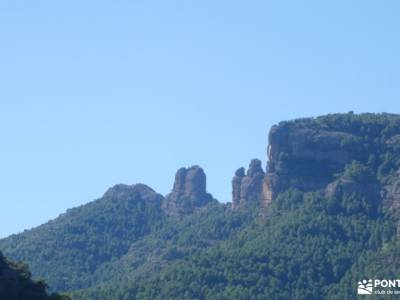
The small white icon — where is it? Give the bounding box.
[358,279,373,295]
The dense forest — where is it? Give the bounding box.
[0,251,69,300]
[2,113,400,299]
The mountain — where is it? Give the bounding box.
[2,112,400,299]
[0,183,165,292]
[0,250,68,300]
[0,166,228,295]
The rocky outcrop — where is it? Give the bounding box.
[232,159,265,208]
[261,123,363,206]
[103,168,214,217]
[383,170,400,236]
[103,183,164,204]
[384,170,400,210]
[325,175,381,202]
[163,166,214,216]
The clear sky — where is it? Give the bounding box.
[1,1,400,238]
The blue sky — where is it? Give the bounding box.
[1,1,400,238]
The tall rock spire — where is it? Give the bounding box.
[232,159,265,208]
[163,166,214,216]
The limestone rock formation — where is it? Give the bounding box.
[232,159,265,208]
[163,166,214,216]
[261,123,364,206]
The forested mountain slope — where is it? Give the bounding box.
[0,184,165,291]
[2,113,400,299]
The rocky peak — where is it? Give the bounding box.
[247,159,264,177]
[172,166,207,197]
[232,167,245,208]
[163,166,214,216]
[232,159,265,208]
[103,183,164,204]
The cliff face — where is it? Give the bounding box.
[261,124,360,205]
[230,114,400,220]
[232,124,363,208]
[163,166,214,216]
